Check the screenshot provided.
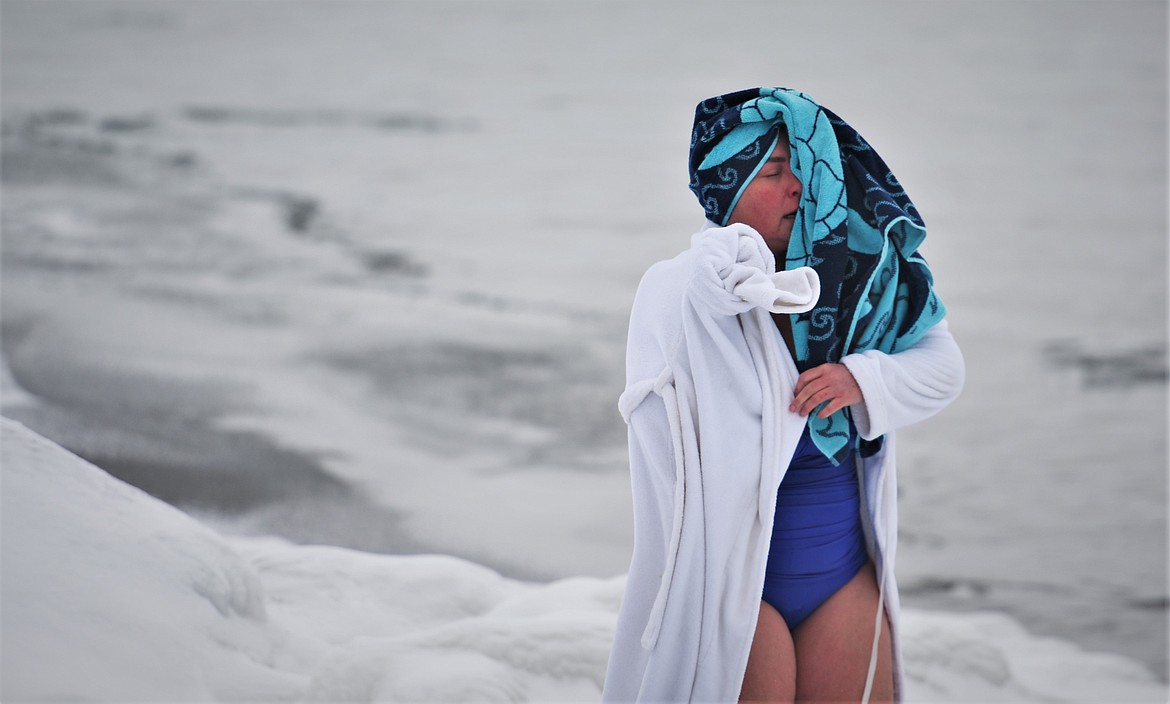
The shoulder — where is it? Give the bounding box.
[629,247,696,331]
[634,251,691,308]
[624,248,694,374]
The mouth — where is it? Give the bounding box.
[782,209,798,220]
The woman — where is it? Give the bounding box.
[602,88,964,703]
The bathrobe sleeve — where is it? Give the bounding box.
[602,397,679,701]
[603,257,695,702]
[841,319,965,441]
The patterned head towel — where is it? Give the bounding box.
[689,87,947,463]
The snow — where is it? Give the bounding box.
[2,418,1165,702]
[0,417,620,702]
[0,417,296,702]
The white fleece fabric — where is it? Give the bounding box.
[602,223,965,703]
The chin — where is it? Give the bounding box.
[766,239,790,260]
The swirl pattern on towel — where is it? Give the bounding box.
[688,87,946,463]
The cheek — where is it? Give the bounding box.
[732,181,783,227]
[748,183,783,213]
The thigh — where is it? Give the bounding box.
[740,600,797,703]
[791,561,893,702]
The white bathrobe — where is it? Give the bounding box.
[602,223,965,703]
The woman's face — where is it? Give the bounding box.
[727,138,802,259]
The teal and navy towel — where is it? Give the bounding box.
[688,87,946,464]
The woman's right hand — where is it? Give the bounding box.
[790,363,863,418]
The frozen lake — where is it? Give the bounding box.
[2,0,1166,687]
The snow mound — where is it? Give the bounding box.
[243,542,622,702]
[903,609,1166,702]
[1,417,1164,702]
[1,417,304,701]
[0,418,622,702]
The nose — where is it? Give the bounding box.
[787,171,802,196]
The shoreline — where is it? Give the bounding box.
[0,389,433,559]
[0,341,561,581]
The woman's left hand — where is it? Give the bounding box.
[790,363,863,418]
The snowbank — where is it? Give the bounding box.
[0,417,301,701]
[0,417,620,702]
[1,418,1164,702]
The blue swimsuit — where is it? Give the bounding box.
[760,422,868,628]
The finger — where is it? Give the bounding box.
[818,379,864,416]
[796,363,848,399]
[790,381,828,414]
[797,387,838,416]
[791,366,835,409]
[817,397,850,418]
[792,366,825,397]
